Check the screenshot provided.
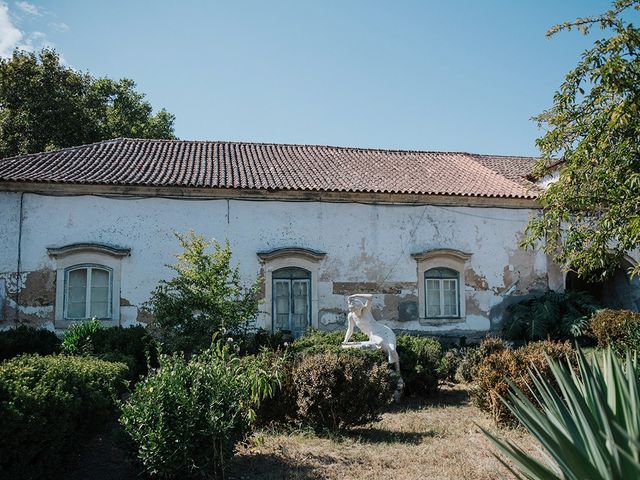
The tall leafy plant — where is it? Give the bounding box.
[504,290,599,341]
[483,348,640,479]
[145,232,262,355]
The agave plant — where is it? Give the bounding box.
[482,348,640,479]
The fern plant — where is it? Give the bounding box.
[504,290,599,341]
[483,348,640,479]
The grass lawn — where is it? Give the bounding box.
[226,384,542,480]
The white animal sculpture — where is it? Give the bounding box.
[342,294,400,373]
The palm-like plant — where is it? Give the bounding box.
[504,290,599,341]
[482,348,640,479]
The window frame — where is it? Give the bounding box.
[272,268,312,336]
[424,268,460,319]
[48,243,130,329]
[257,247,325,334]
[412,249,471,325]
[63,264,114,321]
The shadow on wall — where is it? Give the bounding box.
[566,259,640,312]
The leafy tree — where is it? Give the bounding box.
[522,0,640,280]
[0,48,175,157]
[145,232,262,355]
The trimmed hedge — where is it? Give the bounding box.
[63,321,158,379]
[0,354,128,479]
[590,309,640,354]
[291,330,446,397]
[471,340,573,425]
[0,326,61,360]
[396,334,443,396]
[291,351,394,431]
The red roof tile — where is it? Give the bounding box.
[0,138,540,199]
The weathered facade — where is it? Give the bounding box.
[0,139,636,338]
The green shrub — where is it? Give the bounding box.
[291,350,394,431]
[396,334,443,396]
[590,309,640,354]
[0,326,61,360]
[289,329,370,356]
[144,232,262,355]
[92,325,158,378]
[439,348,463,382]
[504,290,599,341]
[239,328,286,355]
[471,340,573,425]
[484,348,640,479]
[62,320,158,379]
[121,344,278,479]
[455,336,507,383]
[61,318,102,355]
[0,354,128,479]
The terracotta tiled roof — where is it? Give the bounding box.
[0,138,539,199]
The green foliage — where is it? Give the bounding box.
[120,344,278,479]
[590,309,640,354]
[483,348,640,479]
[291,351,394,432]
[521,1,640,279]
[455,336,507,383]
[292,331,446,396]
[396,334,443,396]
[0,326,61,360]
[0,48,175,158]
[504,290,599,341]
[289,329,368,355]
[472,340,574,425]
[61,318,102,355]
[145,231,262,355]
[439,348,463,382]
[0,354,127,480]
[62,320,158,379]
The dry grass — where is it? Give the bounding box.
[227,384,543,480]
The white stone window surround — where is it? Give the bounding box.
[411,249,472,324]
[257,247,325,333]
[48,243,130,328]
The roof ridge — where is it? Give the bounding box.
[0,138,126,163]
[114,137,524,158]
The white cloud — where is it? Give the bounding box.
[15,1,40,16]
[50,21,68,32]
[0,2,23,57]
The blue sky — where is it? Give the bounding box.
[0,1,617,156]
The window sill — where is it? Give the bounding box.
[419,316,465,326]
[55,318,119,329]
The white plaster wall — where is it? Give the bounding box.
[0,192,20,273]
[1,192,546,333]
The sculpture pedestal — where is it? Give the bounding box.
[341,342,404,403]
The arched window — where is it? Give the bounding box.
[48,243,130,327]
[64,265,113,320]
[272,267,311,337]
[424,267,460,318]
[257,247,325,336]
[412,249,470,322]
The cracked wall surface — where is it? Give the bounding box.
[0,191,602,336]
